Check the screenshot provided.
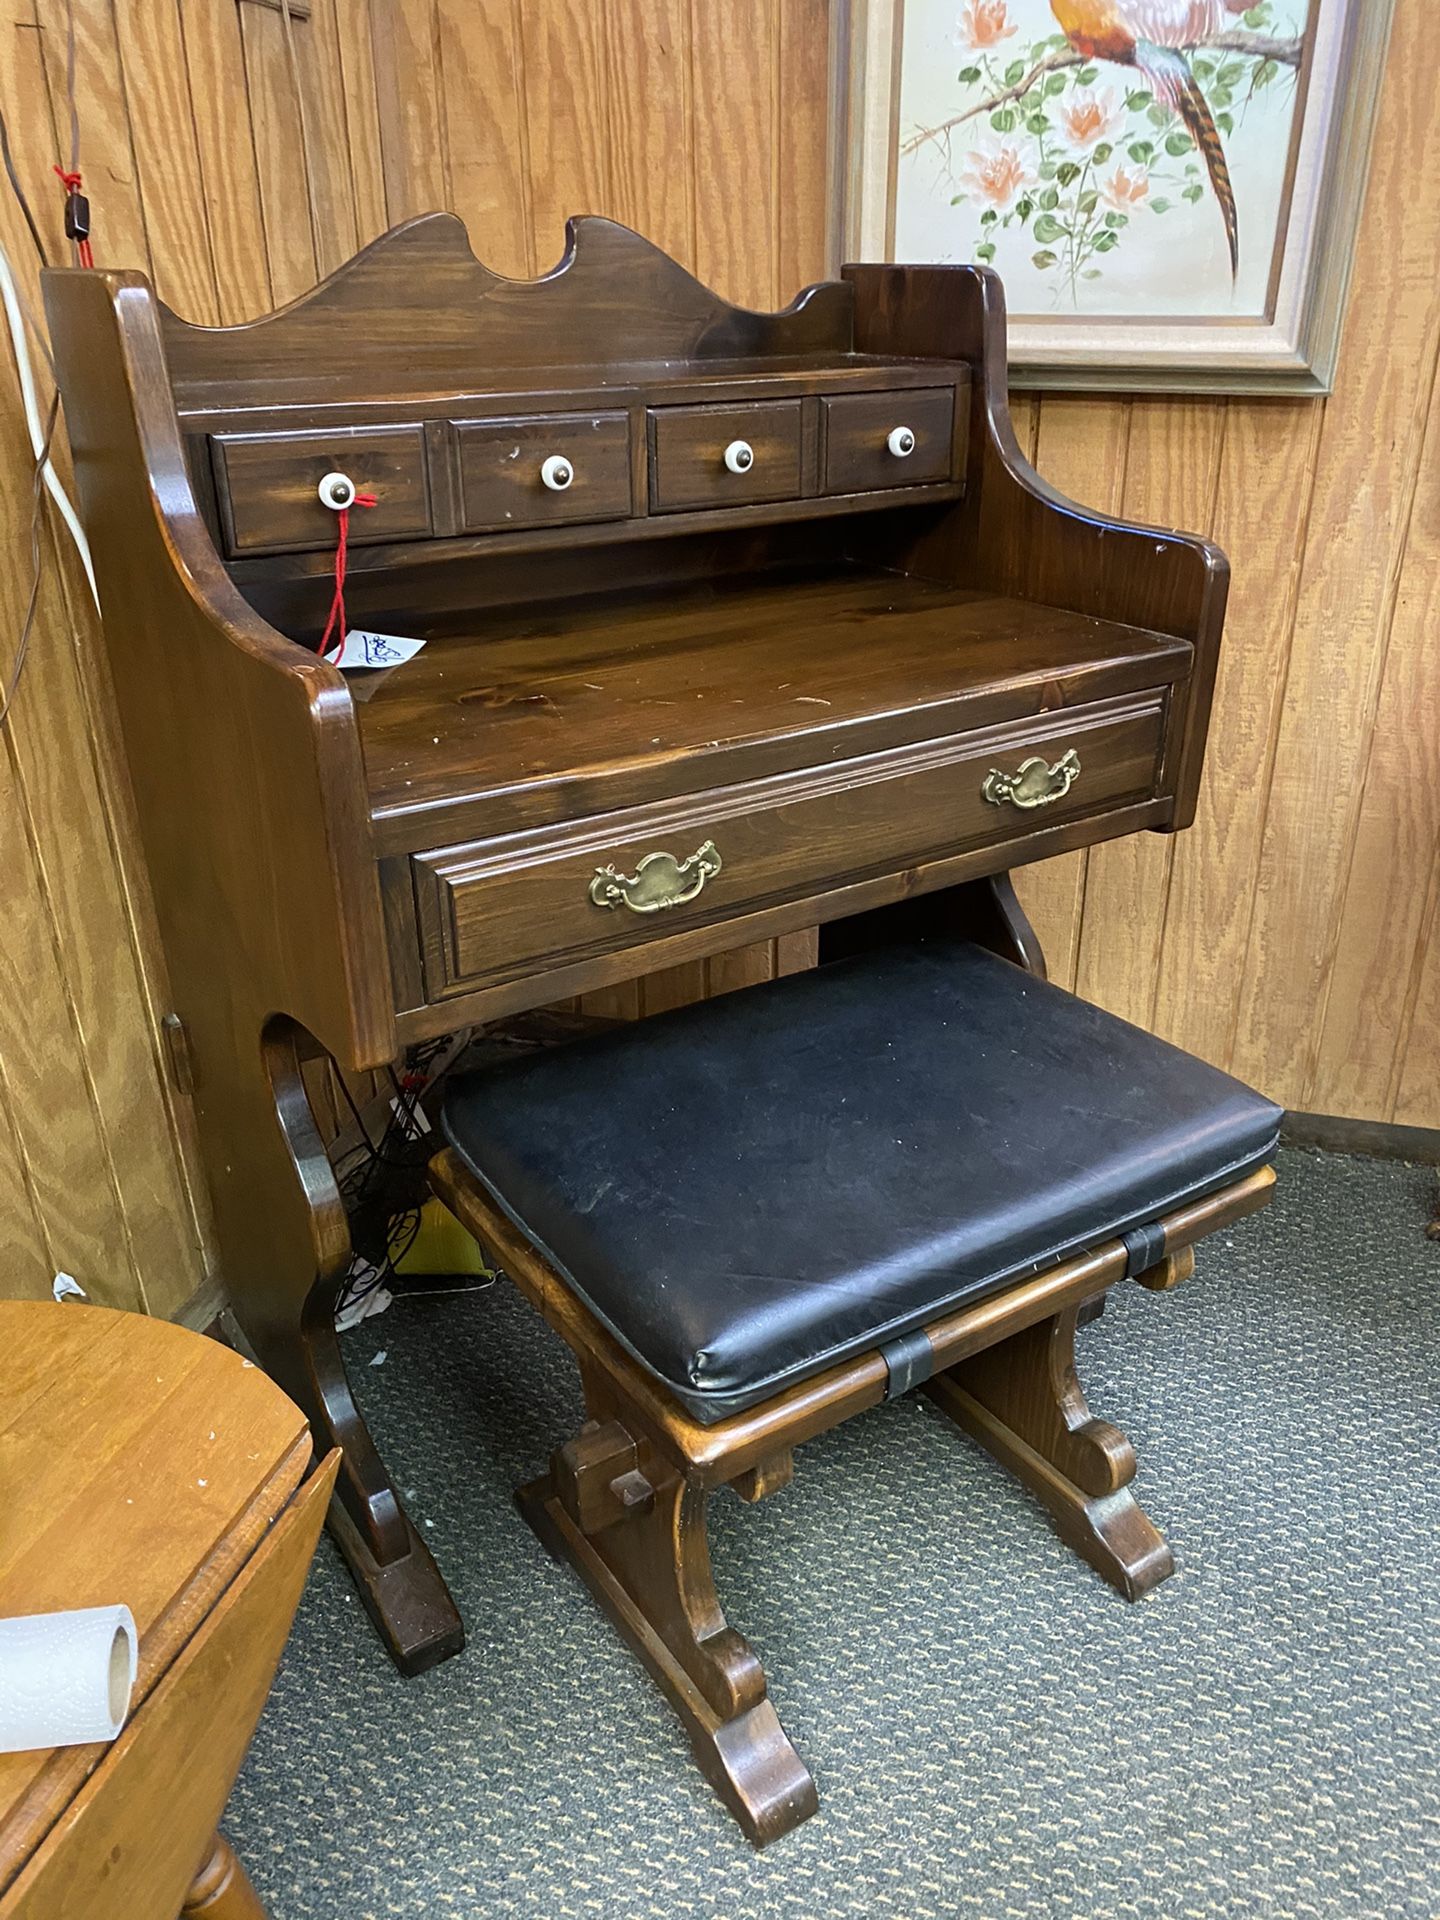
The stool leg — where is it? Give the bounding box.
[925,1302,1175,1599]
[181,1834,268,1919]
[517,1418,817,1846]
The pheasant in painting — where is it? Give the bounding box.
[1048,0,1246,272]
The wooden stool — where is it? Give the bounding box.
[432,937,1281,1844]
[0,1304,337,1919]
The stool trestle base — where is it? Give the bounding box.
[430,1150,1273,1844]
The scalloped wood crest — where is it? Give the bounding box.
[160,213,854,406]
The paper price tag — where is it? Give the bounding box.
[333,629,427,670]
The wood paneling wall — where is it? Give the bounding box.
[1017,0,1440,1133]
[0,0,1432,1317]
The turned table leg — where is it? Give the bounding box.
[181,1834,267,1920]
[926,1300,1175,1599]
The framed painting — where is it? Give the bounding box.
[839,0,1395,391]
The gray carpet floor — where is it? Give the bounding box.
[227,1147,1440,1919]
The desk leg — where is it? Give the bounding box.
[181,1835,267,1920]
[195,1013,464,1676]
[266,1022,466,1674]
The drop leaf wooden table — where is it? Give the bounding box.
[0,1303,337,1920]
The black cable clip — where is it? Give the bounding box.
[53,168,90,248]
[62,187,89,243]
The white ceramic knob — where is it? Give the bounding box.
[723,439,755,475]
[317,470,357,510]
[887,426,916,459]
[540,454,575,492]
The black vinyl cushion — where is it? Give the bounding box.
[442,941,1281,1424]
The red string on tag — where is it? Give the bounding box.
[317,492,377,660]
[53,167,93,268]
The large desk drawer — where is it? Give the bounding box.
[410,693,1168,1000]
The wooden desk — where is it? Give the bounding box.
[0,1304,337,1920]
[42,214,1227,1675]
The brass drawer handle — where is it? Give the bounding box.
[589,840,723,913]
[982,747,1081,810]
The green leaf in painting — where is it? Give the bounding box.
[1127,139,1154,163]
[1092,142,1113,164]
[991,107,1017,131]
[1093,229,1119,252]
[958,64,982,83]
[1004,58,1027,85]
[1032,212,1066,243]
[1055,160,1080,186]
[1032,250,1058,269]
[1039,186,1060,209]
[1182,182,1204,202]
[1216,110,1234,135]
[1082,267,1102,278]
[1015,196,1034,221]
[1125,89,1152,109]
[981,208,999,226]
[1150,196,1171,213]
[976,242,997,262]
[1254,58,1277,87]
[1164,131,1193,156]
[1044,72,1068,95]
[1077,190,1099,214]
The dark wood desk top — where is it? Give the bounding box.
[357,566,1193,852]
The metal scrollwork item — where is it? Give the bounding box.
[981,747,1081,811]
[588,840,723,913]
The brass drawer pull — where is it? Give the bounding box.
[982,747,1081,810]
[589,840,723,913]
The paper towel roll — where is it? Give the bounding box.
[0,1605,137,1753]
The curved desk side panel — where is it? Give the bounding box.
[42,267,395,1075]
[39,268,448,1666]
[842,262,1229,828]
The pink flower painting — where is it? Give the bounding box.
[1058,87,1120,153]
[955,1,1018,50]
[956,135,1038,213]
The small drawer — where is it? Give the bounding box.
[411,691,1166,999]
[821,387,955,495]
[209,426,432,556]
[648,400,804,513]
[455,412,632,533]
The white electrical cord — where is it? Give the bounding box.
[0,239,98,609]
